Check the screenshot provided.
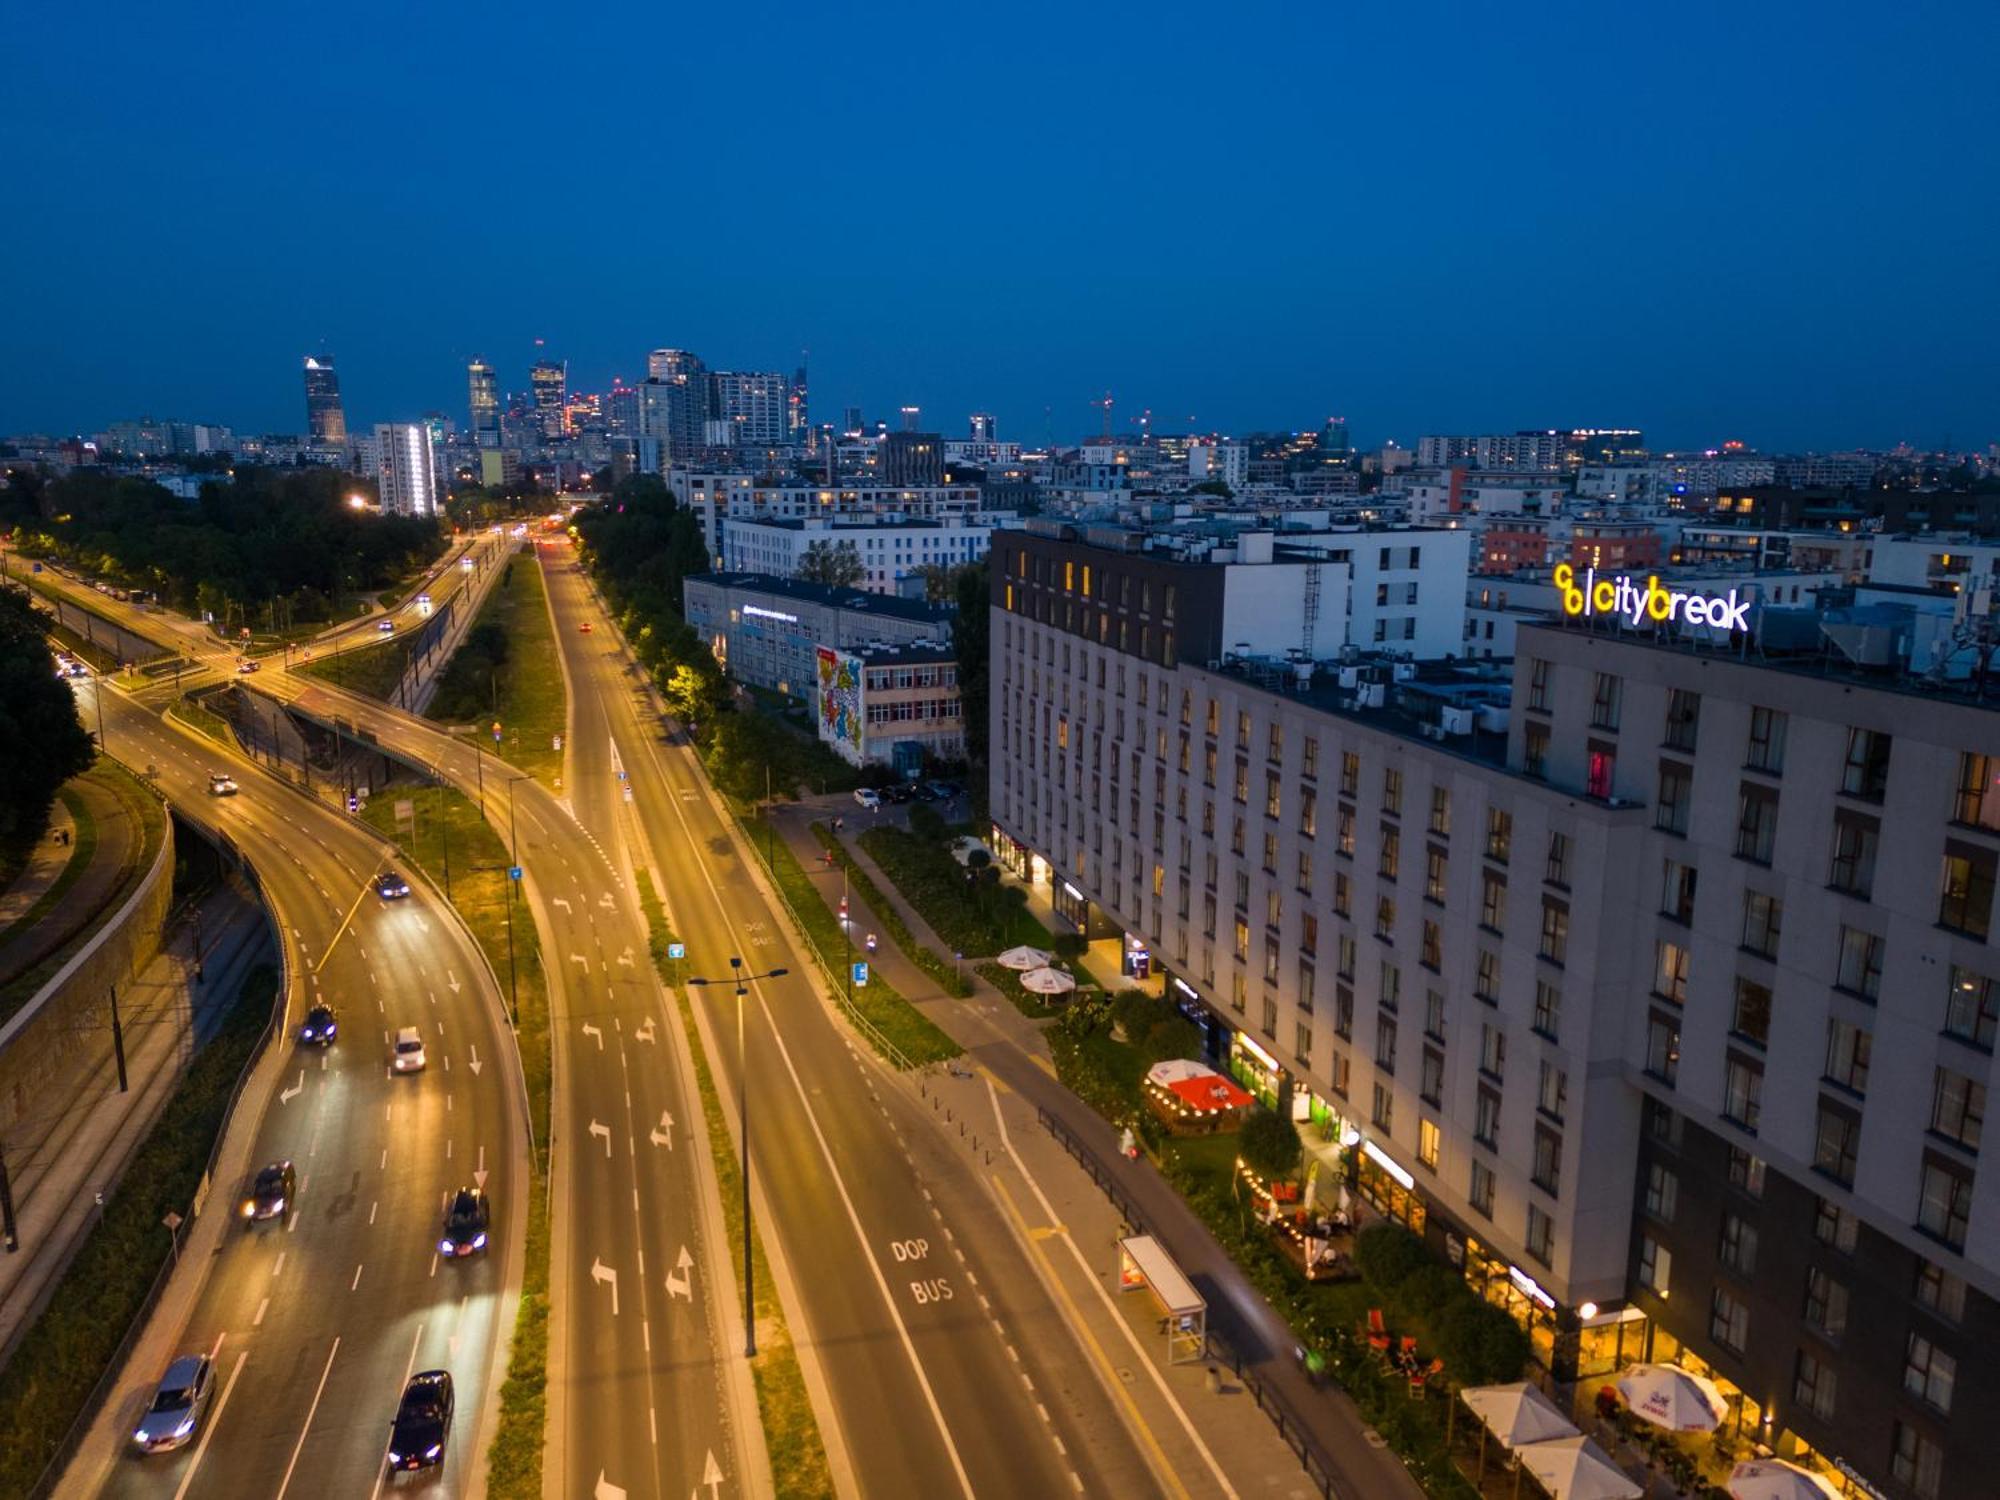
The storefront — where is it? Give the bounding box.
[1228,1031,1286,1110]
[1052,878,1091,933]
[1462,1238,1558,1371]
[1121,930,1151,980]
[990,825,1043,883]
[1354,1135,1427,1235]
[1167,976,1228,1066]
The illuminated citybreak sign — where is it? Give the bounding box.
[743,605,800,624]
[1553,563,1750,631]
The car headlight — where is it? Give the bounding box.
[387,1450,401,1465]
[472,1232,487,1249]
[425,1444,442,1459]
[270,1199,285,1214]
[134,1428,149,1442]
[174,1417,195,1438]
[242,1200,255,1217]
[440,1239,455,1254]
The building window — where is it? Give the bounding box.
[1371,1082,1393,1132]
[1839,726,1892,800]
[1663,688,1700,752]
[1532,980,1561,1041]
[1644,1162,1678,1221]
[1903,1333,1956,1416]
[1480,873,1506,933]
[1424,988,1446,1044]
[1337,934,1356,981]
[1340,751,1359,798]
[1382,768,1403,818]
[1531,1129,1561,1199]
[1470,1159,1495,1217]
[1917,1160,1972,1250]
[1637,1234,1671,1295]
[1525,1203,1554,1264]
[1420,1048,1444,1107]
[1661,858,1698,923]
[1653,942,1689,1004]
[1828,811,1878,897]
[1485,806,1512,863]
[1526,659,1551,713]
[1233,760,1248,804]
[1295,849,1313,897]
[1746,705,1787,773]
[1723,1055,1762,1132]
[1646,1014,1681,1085]
[1930,1068,1986,1153]
[1655,762,1692,835]
[1793,1350,1837,1422]
[1478,1022,1506,1081]
[1375,895,1396,942]
[1823,1019,1872,1094]
[1735,784,1778,864]
[1731,978,1772,1047]
[1418,1118,1440,1171]
[1376,1015,1399,1072]
[1814,1196,1858,1253]
[1727,1147,1765,1198]
[1914,1259,1967,1322]
[1740,890,1783,959]
[1379,825,1400,880]
[1336,806,1355,856]
[1718,1211,1758,1276]
[1538,900,1568,965]
[1538,1061,1567,1122]
[1429,785,1451,837]
[1891,1420,1943,1499]
[1474,949,1500,1005]
[1803,1265,1849,1338]
[1944,965,1997,1049]
[1267,722,1283,763]
[1952,751,2000,830]
[1299,788,1317,839]
[1474,1089,1501,1149]
[1813,1103,1860,1186]
[1709,1286,1749,1355]
[1834,925,1882,999]
[1544,832,1571,887]
[1424,848,1447,903]
[1523,722,1550,780]
[1420,920,1442,971]
[1938,842,1995,940]
[1589,672,1622,730]
[1302,737,1318,779]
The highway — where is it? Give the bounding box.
[54,676,529,1499]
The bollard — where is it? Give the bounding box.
[1206,1366,1221,1394]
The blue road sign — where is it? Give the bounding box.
[508,865,523,881]
[668,942,686,960]
[852,962,870,987]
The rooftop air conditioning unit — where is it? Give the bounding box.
[1440,706,1477,736]
[1338,666,1360,689]
[1358,682,1386,709]
[1393,662,1417,682]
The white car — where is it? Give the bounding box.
[392,1026,427,1073]
[852,787,881,810]
[208,772,239,797]
[377,619,396,635]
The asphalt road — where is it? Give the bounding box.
[56,677,529,1500]
[541,552,1174,1499]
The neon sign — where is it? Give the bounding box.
[743,605,799,623]
[1553,563,1750,631]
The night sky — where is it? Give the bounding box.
[5,1,1996,451]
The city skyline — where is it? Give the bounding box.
[5,3,1997,452]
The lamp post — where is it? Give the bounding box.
[688,956,788,1358]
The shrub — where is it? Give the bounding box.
[1050,932,1087,962]
[906,803,947,841]
[1138,1016,1202,1066]
[1237,1107,1303,1180]
[1353,1222,1430,1290]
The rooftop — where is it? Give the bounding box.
[1207,652,1516,769]
[852,641,958,667]
[688,572,954,624]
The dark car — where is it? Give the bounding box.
[242,1160,295,1222]
[438,1187,490,1258]
[299,1003,337,1046]
[923,779,957,801]
[374,870,411,901]
[878,782,913,805]
[387,1369,454,1472]
[911,780,943,802]
[131,1353,214,1453]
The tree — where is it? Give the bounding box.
[911,560,977,605]
[1191,478,1234,499]
[1237,1107,1303,1181]
[796,539,865,588]
[951,560,990,765]
[0,590,95,844]
[662,662,722,726]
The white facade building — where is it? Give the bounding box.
[374,422,441,517]
[719,513,1014,593]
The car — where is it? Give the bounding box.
[386,1369,454,1473]
[910,781,942,802]
[374,870,411,900]
[438,1187,490,1258]
[852,787,881,810]
[241,1160,295,1222]
[922,779,956,801]
[377,618,395,634]
[207,772,239,797]
[392,1026,427,1073]
[578,621,593,633]
[878,782,913,804]
[131,1354,214,1453]
[66,660,89,678]
[235,657,259,674]
[298,1003,337,1046]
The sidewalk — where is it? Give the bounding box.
[0,801,78,930]
[0,772,141,996]
[0,881,273,1362]
[764,801,1429,1500]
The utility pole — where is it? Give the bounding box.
[0,1141,16,1251]
[108,984,129,1092]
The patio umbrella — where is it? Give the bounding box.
[1614,1364,1729,1432]
[1726,1460,1844,1500]
[1019,966,1077,995]
[997,945,1052,971]
[1462,1382,1581,1449]
[1514,1436,1641,1500]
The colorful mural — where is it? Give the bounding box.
[816,646,862,752]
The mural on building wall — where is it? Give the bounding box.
[816,646,862,751]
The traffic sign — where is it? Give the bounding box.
[492,721,503,743]
[668,943,686,960]
[852,962,869,987]
[508,865,523,881]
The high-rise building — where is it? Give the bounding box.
[648,348,704,383]
[530,360,568,441]
[639,351,711,467]
[605,380,639,440]
[375,422,441,517]
[900,405,922,433]
[467,359,499,448]
[881,430,945,487]
[303,355,346,445]
[712,371,791,448]
[788,360,810,447]
[969,412,996,443]
[843,406,864,436]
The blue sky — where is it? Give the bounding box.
[4,1,1996,452]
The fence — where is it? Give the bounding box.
[1036,1103,1349,1500]
[27,847,286,1499]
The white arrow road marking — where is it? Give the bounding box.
[634,1017,655,1044]
[590,1257,619,1315]
[582,1022,603,1049]
[649,1111,674,1149]
[474,1147,487,1190]
[280,1070,305,1104]
[415,915,431,934]
[665,1244,694,1302]
[702,1449,725,1500]
[554,896,572,913]
[589,1119,612,1156]
[599,892,616,910]
[617,945,635,968]
[447,971,461,994]
[595,1471,627,1500]
[467,1044,482,1076]
[570,952,590,971]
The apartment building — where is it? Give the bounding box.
[989,524,2000,1500]
[682,572,952,696]
[719,514,1013,594]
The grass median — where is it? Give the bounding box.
[0,963,276,1496]
[296,631,412,701]
[358,783,553,1498]
[426,555,564,789]
[855,822,1052,956]
[635,868,832,1500]
[166,692,238,751]
[808,823,972,999]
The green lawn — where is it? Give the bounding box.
[296,631,412,702]
[0,963,276,1496]
[635,870,832,1499]
[856,824,1052,957]
[425,556,565,789]
[748,814,960,1067]
[166,692,238,751]
[810,824,971,999]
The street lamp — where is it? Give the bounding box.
[687,956,788,1358]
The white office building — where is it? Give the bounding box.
[375,422,441,517]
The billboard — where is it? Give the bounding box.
[816,646,862,755]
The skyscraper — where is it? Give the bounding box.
[530,359,568,441]
[969,412,996,442]
[467,359,499,448]
[303,355,346,445]
[712,371,791,447]
[842,405,864,436]
[899,404,922,432]
[375,422,440,517]
[788,359,810,447]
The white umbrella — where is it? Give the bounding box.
[997,945,1052,971]
[1145,1059,1217,1086]
[1727,1460,1844,1500]
[1515,1436,1642,1500]
[1461,1382,1581,1449]
[1615,1363,1729,1432]
[1019,966,1077,995]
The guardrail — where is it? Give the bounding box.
[27,838,286,1499]
[1035,1103,1347,1500]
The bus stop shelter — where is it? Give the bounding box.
[1116,1234,1206,1364]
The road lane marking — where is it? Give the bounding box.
[274,1337,340,1500]
[351,1264,364,1291]
[272,1251,285,1279]
[170,1348,247,1500]
[367,1322,425,1500]
[253,1297,269,1327]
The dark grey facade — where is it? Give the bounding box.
[685,572,952,696]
